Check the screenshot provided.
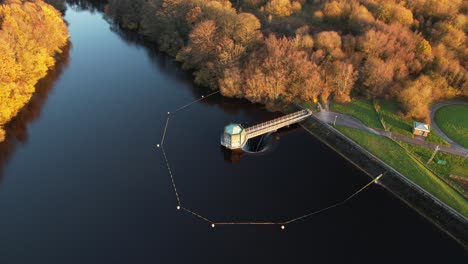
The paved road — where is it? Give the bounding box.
[389,133,468,157]
[314,111,468,158]
[430,100,468,151]
[314,112,381,135]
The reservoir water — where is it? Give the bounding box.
[0,5,466,263]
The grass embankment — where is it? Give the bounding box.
[397,141,468,197]
[335,126,468,217]
[435,105,468,148]
[330,99,450,146]
[330,99,383,129]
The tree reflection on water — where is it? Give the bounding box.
[0,43,71,181]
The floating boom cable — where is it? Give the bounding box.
[157,90,384,229]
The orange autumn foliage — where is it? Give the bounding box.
[0,0,68,141]
[106,0,468,122]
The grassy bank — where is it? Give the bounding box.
[398,142,467,179]
[397,141,468,197]
[330,99,383,129]
[335,126,468,217]
[330,99,450,146]
[435,105,468,148]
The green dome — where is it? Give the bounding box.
[224,124,243,135]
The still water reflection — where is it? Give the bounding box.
[0,5,465,264]
[0,44,71,181]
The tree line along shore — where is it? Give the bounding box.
[104,0,467,122]
[0,0,69,142]
[2,0,466,141]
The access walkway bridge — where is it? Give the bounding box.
[245,109,313,138]
[221,108,313,149]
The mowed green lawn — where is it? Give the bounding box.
[378,100,413,137]
[331,99,450,146]
[399,142,468,179]
[336,126,468,217]
[330,99,383,129]
[397,141,468,197]
[435,105,468,148]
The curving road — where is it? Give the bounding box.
[430,100,468,151]
[314,111,381,135]
[313,101,468,157]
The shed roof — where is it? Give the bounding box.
[224,124,243,135]
[413,121,430,132]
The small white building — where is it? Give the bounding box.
[413,122,430,137]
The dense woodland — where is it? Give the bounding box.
[1,0,466,143]
[0,0,68,141]
[105,0,467,122]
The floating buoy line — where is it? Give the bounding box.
[156,90,384,230]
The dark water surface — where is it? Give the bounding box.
[0,6,466,264]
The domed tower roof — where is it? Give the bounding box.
[224,123,244,135]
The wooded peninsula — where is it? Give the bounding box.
[105,0,467,121]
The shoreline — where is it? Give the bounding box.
[111,22,468,247]
[0,1,69,143]
[299,114,468,248]
[39,13,467,248]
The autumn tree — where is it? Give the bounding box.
[229,13,262,48]
[175,3,262,90]
[327,61,357,102]
[314,30,344,58]
[361,56,395,98]
[315,31,341,52]
[140,0,192,56]
[408,0,462,19]
[0,0,68,142]
[398,75,435,122]
[322,0,375,33]
[294,26,314,51]
[242,35,323,102]
[431,22,466,54]
[219,67,244,97]
[265,0,293,17]
[348,3,375,33]
[376,3,414,26]
[322,0,343,23]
